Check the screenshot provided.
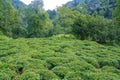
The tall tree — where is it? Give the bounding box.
[26,0,53,37]
[0,0,3,32]
[115,0,120,25]
[0,0,25,38]
[27,11,53,37]
[113,0,120,44]
[53,7,79,34]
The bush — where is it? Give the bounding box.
[0,36,10,41]
[65,72,83,80]
[45,57,72,70]
[72,14,120,45]
[0,34,120,79]
[63,60,96,72]
[81,57,99,68]
[52,34,76,39]
[0,31,3,35]
[0,69,16,80]
[98,58,119,68]
[52,66,70,79]
[0,72,10,80]
[97,72,120,80]
[101,66,120,75]
[37,70,60,80]
[18,72,40,80]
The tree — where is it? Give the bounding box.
[113,0,120,44]
[27,11,53,37]
[115,0,120,25]
[72,14,89,40]
[53,7,79,34]
[0,0,25,38]
[0,0,3,33]
[26,0,53,38]
[72,14,112,43]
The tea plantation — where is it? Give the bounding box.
[0,35,120,80]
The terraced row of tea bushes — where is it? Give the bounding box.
[0,35,120,80]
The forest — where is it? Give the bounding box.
[0,0,120,79]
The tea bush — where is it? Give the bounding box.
[0,35,120,80]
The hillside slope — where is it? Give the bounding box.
[0,35,120,80]
[66,0,116,18]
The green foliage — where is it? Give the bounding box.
[66,0,116,18]
[18,72,40,80]
[81,57,99,68]
[13,0,54,38]
[0,0,120,79]
[113,0,120,45]
[52,66,70,79]
[53,7,79,34]
[26,10,53,38]
[65,72,83,80]
[0,0,53,38]
[0,36,120,79]
[0,72,10,80]
[52,34,75,39]
[114,0,120,25]
[0,0,26,38]
[72,13,120,44]
[98,58,119,68]
[72,13,89,40]
[24,0,54,38]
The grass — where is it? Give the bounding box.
[0,35,120,80]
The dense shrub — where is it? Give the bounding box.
[65,72,83,80]
[72,14,120,45]
[52,66,70,79]
[98,58,119,68]
[101,66,120,74]
[63,60,96,72]
[17,72,40,80]
[0,69,16,80]
[37,70,60,80]
[0,36,120,79]
[81,57,99,68]
[97,72,120,80]
[0,72,10,80]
